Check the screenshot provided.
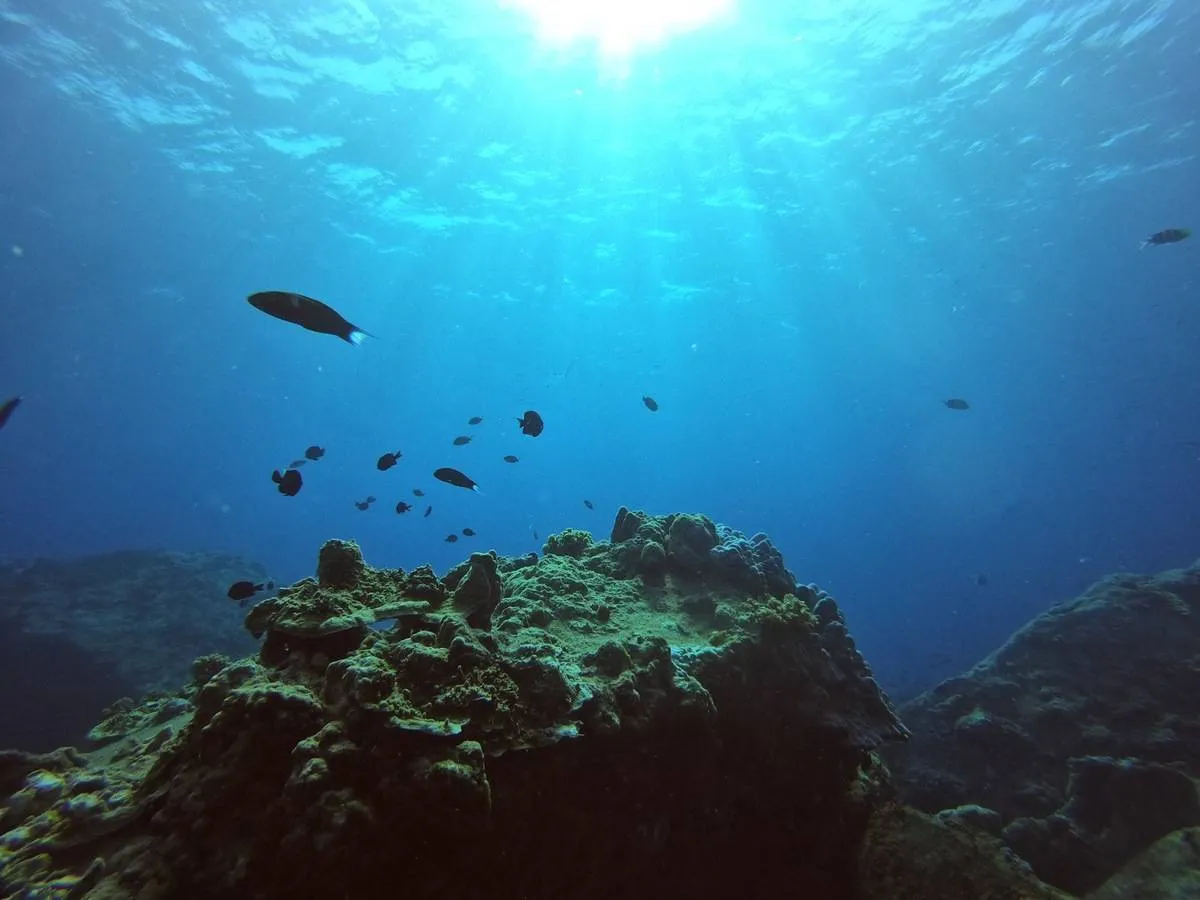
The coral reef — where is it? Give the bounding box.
[0,511,1067,899]
[887,559,1200,893]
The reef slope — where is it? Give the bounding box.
[888,560,1200,894]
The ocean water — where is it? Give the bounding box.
[0,0,1197,705]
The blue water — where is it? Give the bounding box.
[1,0,1197,701]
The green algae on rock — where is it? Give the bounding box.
[245,539,434,665]
[858,804,1072,900]
[0,510,933,900]
[1086,826,1200,900]
[541,528,593,558]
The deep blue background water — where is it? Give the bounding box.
[1,0,1198,700]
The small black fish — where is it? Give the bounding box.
[434,467,481,492]
[532,529,539,541]
[503,455,519,463]
[247,291,370,344]
[468,416,483,425]
[974,573,989,587]
[583,500,594,510]
[943,398,970,411]
[1140,227,1191,249]
[305,445,325,461]
[227,580,274,605]
[377,451,402,471]
[272,468,302,496]
[445,534,458,543]
[413,488,425,497]
[424,505,432,518]
[354,497,375,511]
[0,396,22,432]
[518,409,544,437]
[642,395,659,412]
[395,501,412,514]
[462,528,476,536]
[288,460,307,469]
[453,436,472,446]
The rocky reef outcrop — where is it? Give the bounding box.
[0,509,1067,899]
[887,560,1200,895]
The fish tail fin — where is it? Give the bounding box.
[344,326,372,345]
[472,487,484,496]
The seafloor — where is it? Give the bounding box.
[2,508,1196,898]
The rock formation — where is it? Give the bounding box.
[0,510,1067,899]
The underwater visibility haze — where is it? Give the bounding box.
[1,0,1199,713]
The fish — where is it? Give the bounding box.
[424,505,433,518]
[247,291,370,344]
[377,451,402,471]
[943,398,970,411]
[642,395,659,412]
[227,580,274,605]
[272,468,302,496]
[532,529,539,541]
[413,488,425,497]
[453,436,472,446]
[445,534,458,543]
[305,446,325,461]
[288,460,307,469]
[468,416,483,425]
[1140,227,1191,249]
[583,500,594,510]
[395,501,412,514]
[462,528,476,536]
[503,455,519,463]
[974,573,989,587]
[434,467,481,492]
[0,396,22,431]
[518,410,544,437]
[354,498,374,511]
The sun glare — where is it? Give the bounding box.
[503,0,735,55]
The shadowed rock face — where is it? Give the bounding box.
[0,623,138,751]
[886,560,1200,894]
[0,549,262,699]
[0,549,263,751]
